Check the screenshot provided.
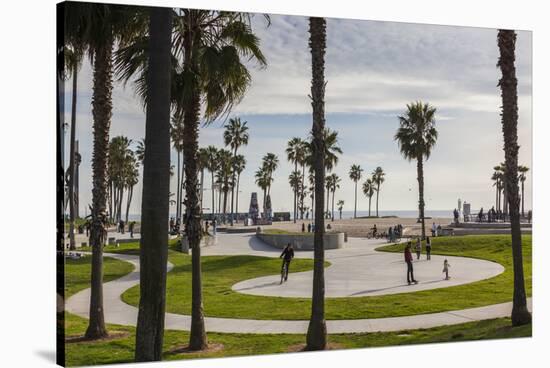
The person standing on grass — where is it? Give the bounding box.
[404,242,417,285]
[415,237,422,259]
[426,236,432,260]
[443,259,451,280]
[431,222,437,237]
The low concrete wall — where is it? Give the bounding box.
[257,232,344,250]
[225,227,258,234]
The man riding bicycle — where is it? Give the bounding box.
[279,243,295,284]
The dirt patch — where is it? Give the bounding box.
[65,331,130,344]
[168,343,224,355]
[287,342,345,353]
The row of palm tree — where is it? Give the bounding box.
[492,163,529,216]
[349,165,385,218]
[107,136,140,224]
[255,153,279,214]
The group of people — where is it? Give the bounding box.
[169,217,181,235]
[387,224,403,242]
[204,218,217,235]
[403,237,450,285]
[431,222,443,237]
[300,223,317,233]
[116,219,136,238]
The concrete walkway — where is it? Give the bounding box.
[66,233,529,334]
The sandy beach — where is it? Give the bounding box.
[255,216,453,238]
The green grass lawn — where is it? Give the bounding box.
[64,241,530,367]
[76,241,142,255]
[262,228,312,235]
[120,234,531,320]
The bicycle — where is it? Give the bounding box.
[280,260,290,284]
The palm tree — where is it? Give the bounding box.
[289,170,303,218]
[372,167,385,217]
[205,146,219,215]
[216,149,234,220]
[63,44,84,251]
[497,29,531,326]
[328,173,341,221]
[262,153,279,197]
[224,117,249,225]
[337,200,344,220]
[134,7,172,362]
[170,113,185,223]
[491,170,501,211]
[518,165,529,217]
[198,147,210,212]
[233,154,246,218]
[348,164,363,219]
[305,16,327,351]
[325,174,333,217]
[363,179,375,216]
[65,2,139,339]
[395,101,438,240]
[255,167,270,210]
[287,137,306,223]
[124,154,139,223]
[135,138,145,164]
[174,10,267,350]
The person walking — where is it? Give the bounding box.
[302,223,306,232]
[212,218,217,236]
[431,222,437,237]
[415,237,422,260]
[129,221,135,238]
[443,259,451,280]
[307,223,312,233]
[404,242,417,285]
[426,236,432,260]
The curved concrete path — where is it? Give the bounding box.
[66,233,529,334]
[230,235,504,297]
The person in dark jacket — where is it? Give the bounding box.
[404,243,417,285]
[279,243,295,283]
[426,236,432,260]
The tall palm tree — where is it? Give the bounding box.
[497,29,531,326]
[518,165,529,217]
[134,7,172,362]
[348,164,363,219]
[124,153,139,223]
[233,154,246,218]
[395,101,438,240]
[262,153,279,197]
[63,44,84,251]
[174,10,267,350]
[287,137,306,223]
[305,16,327,351]
[328,173,341,221]
[325,174,333,217]
[65,2,138,339]
[363,179,375,216]
[298,140,308,219]
[205,145,219,215]
[255,167,270,210]
[491,170,501,211]
[170,113,185,222]
[289,170,302,218]
[216,149,234,220]
[224,117,249,225]
[198,147,210,212]
[372,167,385,217]
[337,200,344,220]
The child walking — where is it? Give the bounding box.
[443,259,451,280]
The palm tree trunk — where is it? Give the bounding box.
[353,181,357,219]
[200,168,205,214]
[376,182,380,217]
[68,62,78,250]
[85,32,113,340]
[236,173,241,219]
[230,148,237,226]
[125,186,133,224]
[368,196,372,217]
[417,158,426,240]
[211,172,215,215]
[135,8,172,361]
[306,16,327,351]
[326,188,330,218]
[183,12,207,350]
[301,164,306,219]
[331,190,335,221]
[521,180,525,217]
[497,29,531,326]
[176,149,181,221]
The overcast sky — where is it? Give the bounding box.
[63,12,532,217]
